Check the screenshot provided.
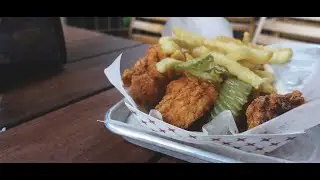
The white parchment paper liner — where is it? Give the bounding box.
[104,42,320,156]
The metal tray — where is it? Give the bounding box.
[104,99,293,163]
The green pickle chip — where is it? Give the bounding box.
[211,77,252,119]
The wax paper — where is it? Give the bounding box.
[104,41,320,155]
[161,17,233,38]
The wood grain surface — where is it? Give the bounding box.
[0,44,149,129]
[0,26,187,163]
[63,26,102,42]
[63,26,143,62]
[66,34,143,62]
[0,89,156,163]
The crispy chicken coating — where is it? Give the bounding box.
[122,45,172,108]
[155,76,218,129]
[246,90,305,129]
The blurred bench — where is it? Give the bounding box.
[129,17,168,44]
[254,17,320,45]
[129,17,258,44]
[226,17,256,40]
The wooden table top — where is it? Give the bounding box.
[0,25,184,163]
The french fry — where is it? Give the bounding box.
[210,52,266,89]
[159,36,180,54]
[238,60,258,69]
[158,28,293,95]
[226,49,250,61]
[172,28,205,49]
[254,70,274,83]
[156,58,183,73]
[259,82,277,94]
[250,45,292,64]
[159,36,174,44]
[204,39,273,64]
[267,48,293,64]
[204,39,233,54]
[216,36,243,45]
[254,64,264,70]
[171,50,186,61]
[191,46,211,57]
[185,53,194,60]
[243,47,273,64]
[202,41,227,54]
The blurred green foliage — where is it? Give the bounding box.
[122,17,131,28]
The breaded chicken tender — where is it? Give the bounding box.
[122,45,175,108]
[155,76,218,129]
[246,90,305,129]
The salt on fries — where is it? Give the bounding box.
[158,28,293,94]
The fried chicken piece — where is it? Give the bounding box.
[122,45,174,108]
[155,76,218,129]
[246,90,305,129]
[122,44,167,86]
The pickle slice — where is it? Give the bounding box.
[211,77,252,118]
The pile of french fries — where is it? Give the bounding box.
[158,28,293,94]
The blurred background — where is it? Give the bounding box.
[62,17,320,45]
[62,17,131,38]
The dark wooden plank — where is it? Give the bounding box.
[63,26,102,42]
[0,27,143,92]
[66,35,143,62]
[0,88,156,163]
[157,156,187,163]
[0,44,149,129]
[63,26,143,62]
[105,29,129,38]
